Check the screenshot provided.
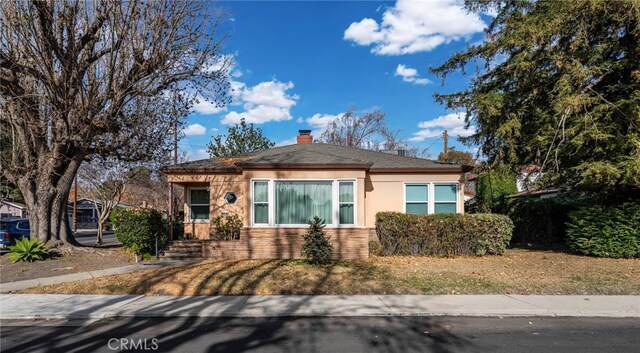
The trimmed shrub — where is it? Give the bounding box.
[301,216,333,264]
[8,237,48,263]
[375,212,514,257]
[211,214,243,241]
[567,202,640,258]
[112,208,167,259]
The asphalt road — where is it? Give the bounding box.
[75,231,117,245]
[1,316,638,353]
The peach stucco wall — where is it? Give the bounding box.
[169,169,464,239]
[364,172,465,228]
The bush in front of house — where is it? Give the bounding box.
[112,208,167,260]
[301,216,333,264]
[8,237,48,263]
[375,212,514,257]
[211,214,243,241]
[566,202,640,258]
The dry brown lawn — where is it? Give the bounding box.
[19,249,640,296]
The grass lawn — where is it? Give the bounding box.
[19,249,640,295]
[0,247,135,283]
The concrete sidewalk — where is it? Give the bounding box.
[0,261,193,293]
[1,294,638,319]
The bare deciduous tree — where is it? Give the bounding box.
[78,159,132,244]
[0,0,230,246]
[319,109,387,149]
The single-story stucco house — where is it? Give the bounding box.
[163,130,468,259]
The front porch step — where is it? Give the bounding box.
[161,240,204,260]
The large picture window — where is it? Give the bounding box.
[251,179,357,226]
[276,181,333,224]
[189,188,210,221]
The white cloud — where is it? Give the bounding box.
[222,80,299,125]
[344,0,486,55]
[304,113,343,130]
[395,64,432,85]
[192,99,228,115]
[409,112,475,141]
[210,127,219,133]
[189,149,210,161]
[183,123,207,136]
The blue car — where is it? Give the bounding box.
[0,218,30,249]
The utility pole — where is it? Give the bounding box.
[73,174,78,233]
[443,130,449,161]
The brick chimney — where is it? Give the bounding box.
[296,129,313,144]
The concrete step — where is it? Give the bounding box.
[164,245,202,251]
[162,255,202,260]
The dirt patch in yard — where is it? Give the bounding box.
[18,249,640,295]
[0,247,137,283]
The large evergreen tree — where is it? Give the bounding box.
[432,1,640,198]
[207,118,275,157]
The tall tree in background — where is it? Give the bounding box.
[438,148,476,166]
[432,1,640,198]
[319,109,387,149]
[208,118,275,157]
[0,0,230,245]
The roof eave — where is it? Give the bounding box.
[236,163,373,170]
[369,167,466,173]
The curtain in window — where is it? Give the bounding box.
[276,181,333,224]
[189,189,210,220]
[339,181,354,224]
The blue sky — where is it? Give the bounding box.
[181,0,493,160]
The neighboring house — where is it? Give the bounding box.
[163,130,469,260]
[67,198,136,230]
[0,200,27,218]
[509,165,560,199]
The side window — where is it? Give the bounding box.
[17,221,30,230]
[434,184,458,214]
[405,184,429,215]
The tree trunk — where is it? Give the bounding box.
[96,220,104,244]
[18,154,83,247]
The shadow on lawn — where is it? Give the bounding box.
[4,261,476,353]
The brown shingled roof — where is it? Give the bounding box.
[162,143,466,173]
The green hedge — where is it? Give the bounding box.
[375,212,514,257]
[112,208,168,256]
[506,197,576,245]
[567,202,640,258]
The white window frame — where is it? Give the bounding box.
[337,180,356,225]
[187,187,210,223]
[250,178,358,228]
[403,182,460,215]
[251,180,271,225]
[403,183,430,215]
[433,183,459,214]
